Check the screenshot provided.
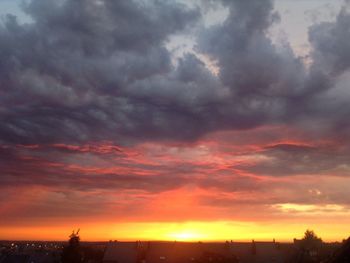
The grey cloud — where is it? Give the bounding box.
[0,0,350,168]
[0,0,305,146]
[197,0,307,127]
[0,144,188,192]
[234,143,350,177]
[309,6,350,75]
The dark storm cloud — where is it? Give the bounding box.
[0,0,350,164]
[0,0,210,144]
[300,5,350,139]
[0,0,296,146]
[198,0,306,114]
[0,0,350,145]
[309,6,350,75]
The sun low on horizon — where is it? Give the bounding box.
[1,0,350,243]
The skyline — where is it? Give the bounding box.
[1,0,350,242]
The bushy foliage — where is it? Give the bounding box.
[300,230,323,250]
[62,230,82,263]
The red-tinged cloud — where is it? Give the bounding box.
[1,125,350,227]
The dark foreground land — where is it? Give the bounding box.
[1,237,350,263]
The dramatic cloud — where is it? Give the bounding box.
[1,0,350,240]
[1,0,350,144]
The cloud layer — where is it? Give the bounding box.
[1,0,350,235]
[1,0,350,144]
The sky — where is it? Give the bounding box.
[1,0,350,242]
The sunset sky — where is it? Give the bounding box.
[1,0,350,242]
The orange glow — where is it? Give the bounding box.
[1,221,350,242]
[2,127,350,242]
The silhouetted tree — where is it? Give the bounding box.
[62,229,82,263]
[291,230,324,263]
[300,229,323,250]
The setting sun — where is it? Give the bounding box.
[168,232,201,241]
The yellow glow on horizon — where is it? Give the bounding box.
[1,220,350,242]
[168,231,204,241]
